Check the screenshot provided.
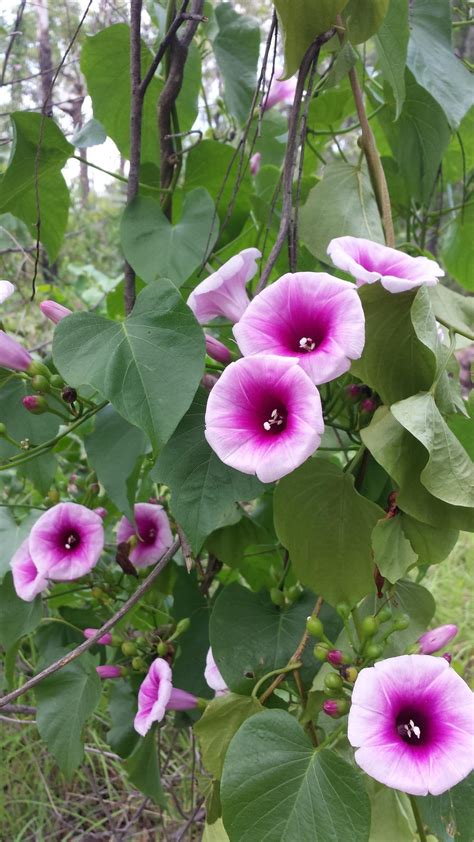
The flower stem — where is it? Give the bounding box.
[409,795,428,842]
[351,605,364,646]
[252,661,303,702]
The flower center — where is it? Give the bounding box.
[298,336,316,352]
[395,707,430,746]
[139,525,157,545]
[63,530,80,551]
[262,407,287,434]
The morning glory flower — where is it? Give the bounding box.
[204,354,324,483]
[10,539,48,602]
[327,236,444,293]
[233,272,365,385]
[263,76,297,111]
[418,624,458,655]
[348,654,474,796]
[204,647,228,696]
[187,248,261,324]
[40,300,72,324]
[117,503,173,569]
[0,331,32,371]
[29,502,104,581]
[134,658,198,736]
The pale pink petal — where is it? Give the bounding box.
[0,280,15,304]
[327,237,443,293]
[40,300,72,324]
[418,624,458,655]
[10,539,48,602]
[205,647,228,694]
[30,502,104,580]
[187,249,261,324]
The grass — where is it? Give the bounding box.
[1,533,472,839]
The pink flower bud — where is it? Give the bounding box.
[0,280,15,304]
[346,384,363,402]
[96,665,122,679]
[22,395,48,414]
[205,334,232,364]
[323,700,341,718]
[0,331,32,371]
[250,152,261,176]
[84,628,113,645]
[263,76,297,111]
[418,625,458,655]
[167,687,199,711]
[327,650,344,666]
[40,300,72,324]
[360,397,377,414]
[94,507,108,520]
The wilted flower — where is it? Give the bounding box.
[117,503,173,569]
[348,654,474,796]
[187,249,261,324]
[84,628,113,645]
[0,280,15,304]
[134,658,198,736]
[250,152,261,176]
[204,647,228,696]
[205,334,232,365]
[418,624,458,655]
[205,354,324,483]
[29,502,104,581]
[327,237,444,293]
[96,665,122,679]
[233,272,365,385]
[263,76,297,111]
[0,331,32,371]
[40,300,72,324]
[10,539,48,602]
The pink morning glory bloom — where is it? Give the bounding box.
[327,237,444,293]
[29,502,104,581]
[233,272,365,386]
[134,658,198,736]
[96,665,122,679]
[187,248,261,324]
[40,300,72,324]
[84,628,113,645]
[205,334,232,365]
[204,647,228,696]
[10,539,48,602]
[263,76,297,111]
[205,354,324,483]
[0,280,15,303]
[250,152,261,176]
[0,331,32,371]
[348,654,474,796]
[116,503,173,569]
[418,624,458,655]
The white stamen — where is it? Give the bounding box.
[263,421,271,431]
[299,336,316,352]
[65,542,71,550]
[403,719,421,740]
[263,408,285,431]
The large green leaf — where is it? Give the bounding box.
[210,583,342,695]
[107,679,140,759]
[396,72,451,204]
[367,782,415,842]
[374,0,408,119]
[0,379,59,495]
[120,190,218,287]
[80,24,161,164]
[35,652,101,777]
[212,4,260,124]
[274,459,383,607]
[351,286,436,405]
[429,285,474,342]
[442,203,474,292]
[0,572,42,649]
[273,1,349,78]
[371,515,417,583]
[361,408,474,531]
[0,509,40,581]
[391,393,474,508]
[123,728,166,806]
[195,693,264,779]
[184,140,253,244]
[417,773,474,842]
[53,282,205,450]
[300,162,383,263]
[221,710,371,842]
[0,112,72,260]
[171,568,211,698]
[153,390,264,551]
[401,514,458,566]
[85,405,147,520]
[407,0,474,130]
[344,0,389,44]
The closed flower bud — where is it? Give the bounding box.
[324,673,344,692]
[327,649,345,666]
[270,587,285,607]
[0,423,6,436]
[442,653,452,664]
[377,606,392,624]
[31,375,50,393]
[323,698,350,718]
[418,624,458,655]
[50,374,64,388]
[313,643,329,661]
[96,665,122,679]
[285,585,301,603]
[175,617,191,636]
[306,616,324,638]
[22,395,48,414]
[336,602,351,620]
[205,334,232,364]
[40,300,72,324]
[94,507,108,520]
[132,656,148,671]
[361,616,379,637]
[346,384,363,402]
[365,643,384,659]
[62,385,77,404]
[157,641,169,657]
[27,359,50,378]
[83,628,113,645]
[360,397,378,414]
[392,613,410,631]
[341,665,358,683]
[121,641,137,657]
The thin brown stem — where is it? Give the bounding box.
[0,538,180,708]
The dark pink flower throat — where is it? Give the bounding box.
[62,530,80,551]
[396,706,431,746]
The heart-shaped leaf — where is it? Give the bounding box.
[53,281,205,449]
[120,188,219,286]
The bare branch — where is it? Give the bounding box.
[0,0,26,87]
